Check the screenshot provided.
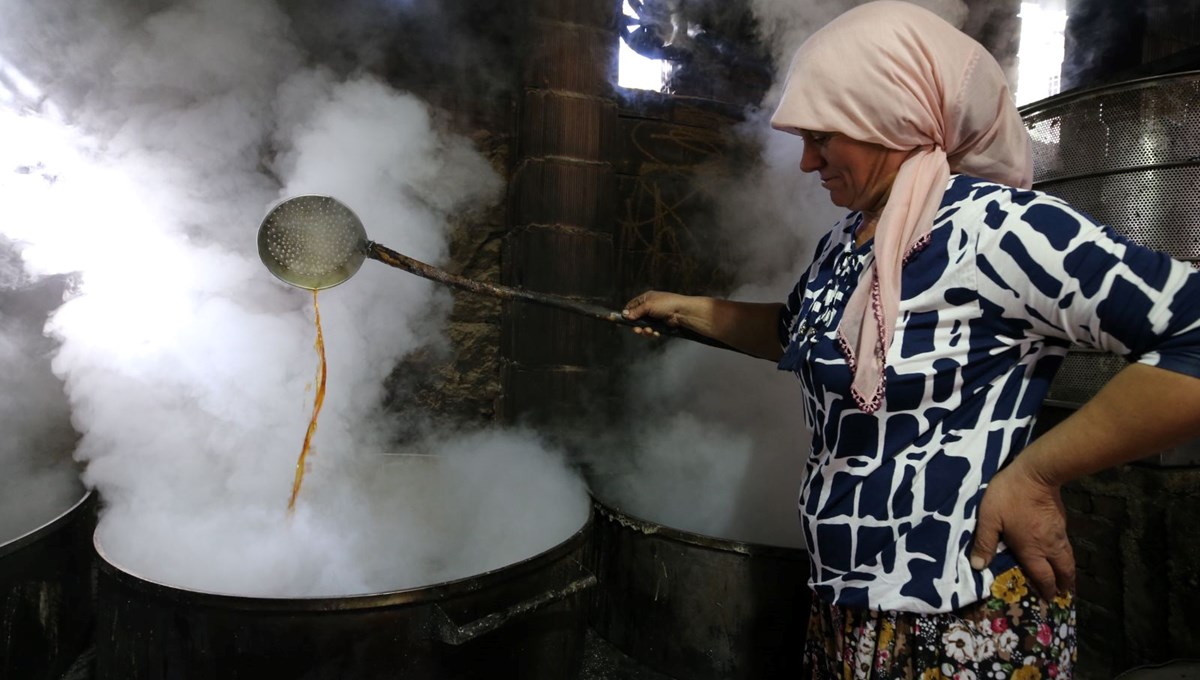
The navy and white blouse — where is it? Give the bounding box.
[777,174,1200,614]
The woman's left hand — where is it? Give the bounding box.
[969,451,1075,600]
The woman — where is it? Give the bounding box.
[622,2,1200,677]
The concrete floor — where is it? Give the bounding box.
[60,629,673,680]
[58,628,1200,679]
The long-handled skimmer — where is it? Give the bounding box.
[257,195,737,352]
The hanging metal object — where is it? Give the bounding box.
[258,195,368,291]
[257,194,738,352]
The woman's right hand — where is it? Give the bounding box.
[621,292,785,361]
[621,291,700,337]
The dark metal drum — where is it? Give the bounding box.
[94,509,595,680]
[587,498,810,680]
[0,486,96,680]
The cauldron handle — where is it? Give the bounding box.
[430,558,597,646]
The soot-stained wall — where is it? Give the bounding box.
[376,0,767,431]
[314,0,520,433]
[1063,0,1200,90]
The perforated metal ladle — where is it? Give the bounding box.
[257,195,736,351]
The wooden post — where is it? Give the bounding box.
[502,0,621,423]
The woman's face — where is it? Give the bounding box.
[798,131,911,213]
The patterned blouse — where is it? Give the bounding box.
[777,174,1200,614]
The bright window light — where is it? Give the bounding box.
[618,1,671,92]
[1015,1,1068,105]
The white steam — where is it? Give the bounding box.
[0,0,586,596]
[98,429,588,596]
[750,0,968,83]
[0,272,81,543]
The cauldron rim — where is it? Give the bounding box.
[0,484,91,559]
[93,499,593,611]
[591,495,806,559]
[1018,69,1200,117]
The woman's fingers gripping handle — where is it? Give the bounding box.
[622,291,681,337]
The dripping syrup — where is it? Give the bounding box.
[288,289,326,512]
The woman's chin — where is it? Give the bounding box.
[827,192,852,209]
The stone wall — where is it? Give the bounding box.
[1066,465,1200,676]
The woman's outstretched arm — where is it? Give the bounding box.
[622,291,786,362]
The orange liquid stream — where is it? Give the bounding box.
[288,289,326,513]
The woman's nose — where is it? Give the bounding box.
[799,143,823,173]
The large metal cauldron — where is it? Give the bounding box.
[94,509,596,680]
[587,498,810,680]
[0,485,96,680]
[1021,71,1200,465]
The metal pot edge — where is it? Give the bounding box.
[590,495,807,559]
[0,484,92,559]
[93,495,595,612]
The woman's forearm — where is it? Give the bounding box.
[697,299,787,361]
[1020,363,1200,484]
[622,293,786,361]
[971,362,1200,595]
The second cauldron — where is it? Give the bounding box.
[588,497,811,680]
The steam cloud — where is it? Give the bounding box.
[0,0,991,587]
[0,0,587,596]
[0,268,81,541]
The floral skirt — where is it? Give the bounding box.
[804,567,1077,680]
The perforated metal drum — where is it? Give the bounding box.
[1021,71,1200,465]
[1024,71,1200,263]
[1025,75,1200,185]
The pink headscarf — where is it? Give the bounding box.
[770,0,1032,413]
